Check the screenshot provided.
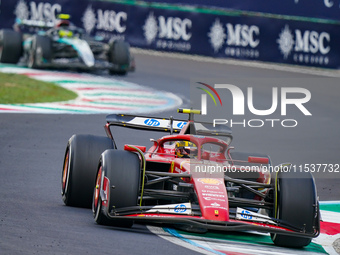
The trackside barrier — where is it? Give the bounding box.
[0,0,339,69]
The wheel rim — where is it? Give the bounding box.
[272,177,280,241]
[94,167,103,210]
[28,41,36,68]
[28,49,35,68]
[62,149,70,194]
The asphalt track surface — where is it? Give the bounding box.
[1,52,339,254]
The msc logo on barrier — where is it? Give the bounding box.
[143,12,192,44]
[143,12,192,51]
[277,25,331,66]
[14,0,62,25]
[208,19,260,58]
[82,5,127,35]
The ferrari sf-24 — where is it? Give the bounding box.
[61,109,320,248]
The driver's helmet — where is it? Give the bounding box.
[55,14,71,27]
[55,14,73,37]
[175,141,198,158]
[55,20,70,28]
[58,29,73,38]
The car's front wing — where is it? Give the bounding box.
[103,213,320,238]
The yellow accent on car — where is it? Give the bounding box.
[58,14,71,20]
[59,30,73,38]
[177,108,201,114]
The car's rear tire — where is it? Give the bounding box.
[28,35,51,68]
[271,171,319,247]
[93,149,140,227]
[61,134,114,208]
[0,29,22,64]
[108,40,130,75]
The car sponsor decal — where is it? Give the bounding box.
[202,193,224,197]
[202,197,226,202]
[174,204,187,213]
[0,65,182,114]
[235,207,277,225]
[204,185,219,190]
[126,117,186,130]
[201,190,224,194]
[197,178,223,185]
[180,160,190,169]
[144,118,160,126]
[145,202,192,215]
[239,209,252,220]
[177,122,187,128]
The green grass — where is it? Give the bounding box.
[0,72,77,104]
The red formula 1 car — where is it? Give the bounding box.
[61,109,320,248]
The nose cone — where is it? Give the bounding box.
[77,40,95,67]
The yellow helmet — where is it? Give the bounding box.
[175,141,197,158]
[58,29,73,38]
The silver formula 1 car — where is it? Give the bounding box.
[0,15,134,75]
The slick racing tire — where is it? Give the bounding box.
[28,35,52,69]
[0,29,22,64]
[93,149,140,227]
[271,171,319,248]
[108,40,130,75]
[62,135,114,208]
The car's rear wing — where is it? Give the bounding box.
[15,18,55,30]
[15,14,71,31]
[106,114,186,134]
[105,113,233,144]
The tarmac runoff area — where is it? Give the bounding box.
[0,65,182,114]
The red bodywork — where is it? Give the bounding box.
[101,113,319,239]
[119,121,273,227]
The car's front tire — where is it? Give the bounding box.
[61,134,114,208]
[271,170,319,247]
[108,40,130,75]
[93,149,140,227]
[0,29,22,64]
[28,35,51,69]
